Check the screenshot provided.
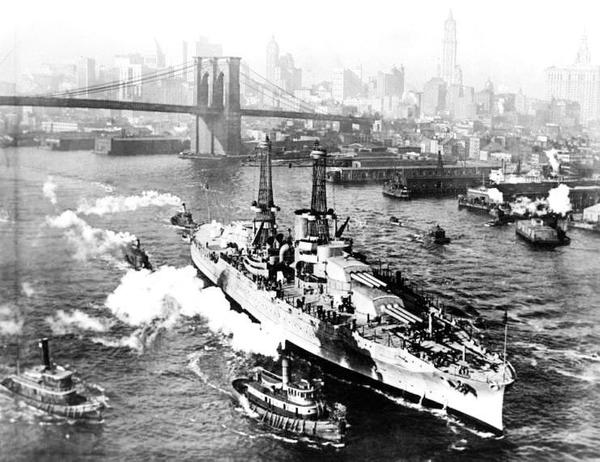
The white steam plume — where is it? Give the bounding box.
[487,188,504,204]
[545,149,560,174]
[0,304,23,335]
[77,190,181,216]
[43,176,58,205]
[46,309,111,335]
[105,266,282,357]
[46,210,136,261]
[548,184,572,216]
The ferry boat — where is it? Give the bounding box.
[232,355,346,442]
[170,203,197,230]
[0,338,104,420]
[515,217,570,248]
[123,238,152,270]
[190,139,516,434]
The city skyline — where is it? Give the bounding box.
[1,0,599,98]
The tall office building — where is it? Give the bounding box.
[375,66,404,98]
[266,36,279,83]
[441,10,458,85]
[422,77,447,116]
[332,68,362,102]
[265,37,302,93]
[546,34,600,124]
[76,57,96,95]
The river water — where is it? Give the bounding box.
[0,147,599,461]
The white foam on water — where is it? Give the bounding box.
[46,210,136,261]
[46,309,111,335]
[42,176,58,205]
[77,190,181,216]
[0,209,11,223]
[21,282,34,298]
[104,265,282,357]
[92,182,114,193]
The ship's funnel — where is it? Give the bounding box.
[39,338,51,369]
[281,355,289,388]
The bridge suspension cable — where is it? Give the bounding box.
[44,60,196,98]
[240,77,313,113]
[241,67,316,114]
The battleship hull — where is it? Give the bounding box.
[191,243,509,434]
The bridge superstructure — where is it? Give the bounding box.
[0,57,373,156]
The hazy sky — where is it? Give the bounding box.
[1,0,598,98]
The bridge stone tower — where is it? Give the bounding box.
[191,57,241,156]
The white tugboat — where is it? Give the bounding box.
[191,139,516,434]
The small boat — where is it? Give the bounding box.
[389,216,402,226]
[232,355,346,443]
[515,217,570,248]
[170,203,197,230]
[426,225,451,245]
[123,238,153,270]
[382,176,411,200]
[0,338,104,421]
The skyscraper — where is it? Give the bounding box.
[265,38,302,93]
[441,10,457,85]
[77,57,96,95]
[266,36,279,83]
[546,34,600,124]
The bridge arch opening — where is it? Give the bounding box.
[212,72,224,109]
[199,73,210,107]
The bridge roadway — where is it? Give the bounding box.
[0,96,372,124]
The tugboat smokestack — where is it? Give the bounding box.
[281,355,289,388]
[39,338,51,369]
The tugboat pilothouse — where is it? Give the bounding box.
[1,338,104,420]
[190,139,515,434]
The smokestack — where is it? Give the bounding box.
[281,354,289,388]
[39,338,51,369]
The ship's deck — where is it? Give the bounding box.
[194,239,512,384]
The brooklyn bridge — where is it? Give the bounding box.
[0,57,373,156]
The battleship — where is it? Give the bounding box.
[190,139,515,434]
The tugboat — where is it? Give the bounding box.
[232,354,346,443]
[515,215,571,248]
[0,338,104,420]
[123,238,153,270]
[426,224,451,245]
[383,174,411,200]
[170,203,197,230]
